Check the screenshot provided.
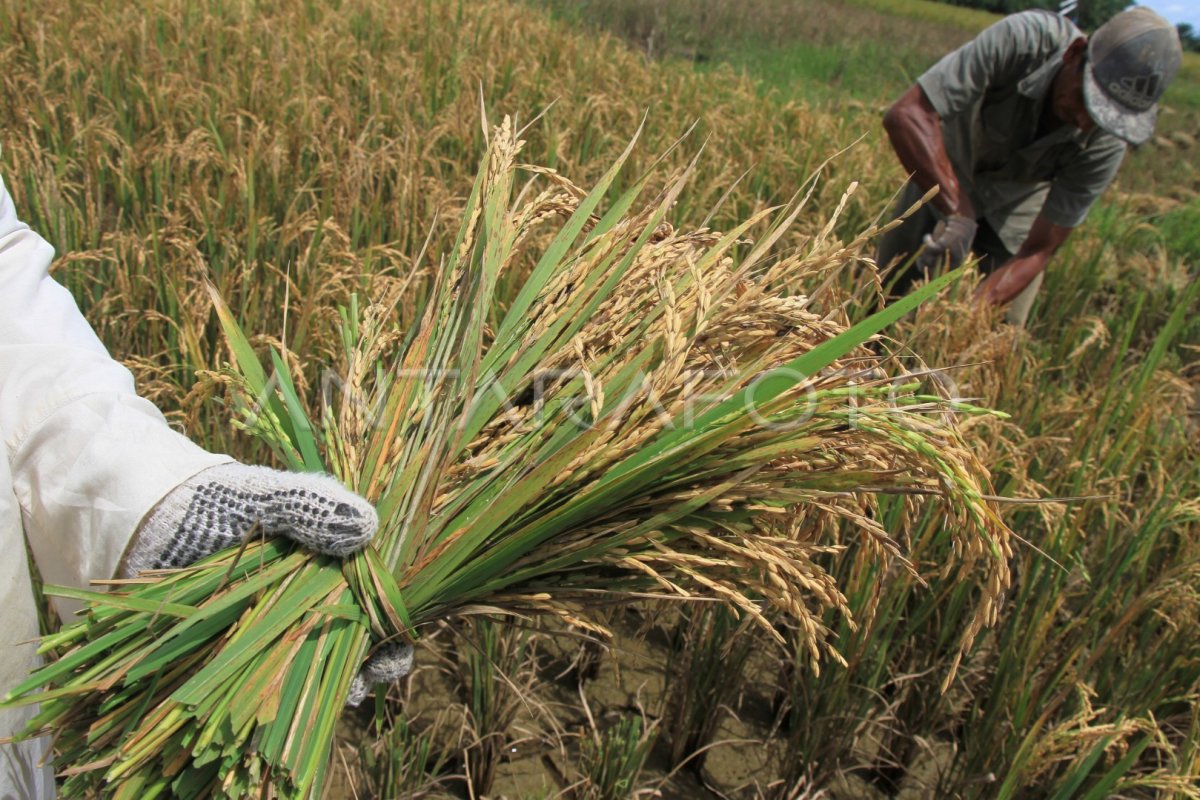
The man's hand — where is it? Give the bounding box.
[347,642,415,707]
[974,215,1073,306]
[120,463,411,706]
[120,463,377,574]
[916,214,978,273]
[975,263,1018,305]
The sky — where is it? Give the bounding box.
[1136,0,1200,29]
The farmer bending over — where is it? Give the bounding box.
[877,7,1182,326]
[0,175,410,798]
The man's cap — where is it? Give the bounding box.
[1083,7,1183,146]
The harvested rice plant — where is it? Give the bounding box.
[0,0,1197,797]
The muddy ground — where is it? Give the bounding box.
[330,605,958,800]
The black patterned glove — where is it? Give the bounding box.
[916,214,978,273]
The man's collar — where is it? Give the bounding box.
[1020,47,1101,147]
[1018,48,1065,101]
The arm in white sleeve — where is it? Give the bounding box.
[0,174,231,598]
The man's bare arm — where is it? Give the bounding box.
[882,85,976,219]
[975,214,1074,305]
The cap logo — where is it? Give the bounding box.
[1105,73,1161,110]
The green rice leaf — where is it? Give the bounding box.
[170,565,346,705]
[42,585,196,618]
[269,348,325,472]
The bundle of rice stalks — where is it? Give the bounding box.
[2,120,1010,798]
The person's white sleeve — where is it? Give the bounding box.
[0,174,232,602]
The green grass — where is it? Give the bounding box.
[1165,49,1200,112]
[537,0,983,105]
[701,40,933,105]
[1153,198,1200,260]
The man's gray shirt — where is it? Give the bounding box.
[917,10,1127,252]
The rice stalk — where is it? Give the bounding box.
[356,709,458,799]
[660,603,756,771]
[573,712,659,800]
[2,121,1008,798]
[452,618,538,797]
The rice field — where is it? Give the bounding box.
[1,0,1197,797]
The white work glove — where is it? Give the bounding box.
[916,214,977,273]
[121,464,377,572]
[120,462,413,703]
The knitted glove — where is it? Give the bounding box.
[347,642,415,707]
[916,214,978,273]
[121,463,412,706]
[120,463,377,575]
